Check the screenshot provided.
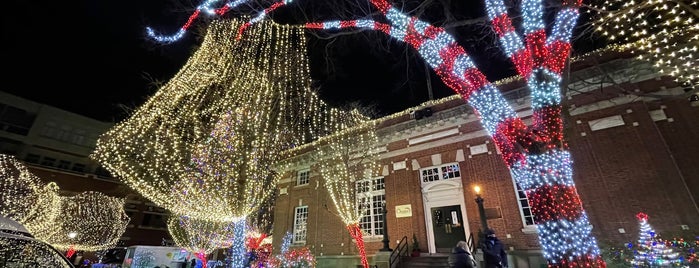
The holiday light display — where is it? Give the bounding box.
[142,0,607,265]
[93,19,367,223]
[268,232,316,268]
[0,237,73,268]
[33,191,130,252]
[317,122,381,268]
[590,0,699,86]
[168,215,238,268]
[631,213,682,267]
[0,154,62,236]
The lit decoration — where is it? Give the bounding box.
[33,191,130,252]
[631,212,682,267]
[143,0,606,265]
[92,19,367,223]
[0,154,62,237]
[0,236,73,268]
[268,232,316,268]
[246,231,273,267]
[317,121,381,268]
[168,215,238,268]
[227,218,248,268]
[132,248,156,268]
[590,0,699,86]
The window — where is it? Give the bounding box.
[40,157,56,167]
[24,154,40,164]
[71,163,86,172]
[512,180,535,227]
[293,206,308,244]
[357,177,385,237]
[140,213,167,229]
[57,160,71,170]
[296,169,310,186]
[419,163,461,183]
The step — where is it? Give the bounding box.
[399,254,450,268]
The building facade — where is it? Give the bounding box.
[0,91,171,247]
[271,51,699,267]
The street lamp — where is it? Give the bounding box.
[379,202,392,252]
[473,185,489,236]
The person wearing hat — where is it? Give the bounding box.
[481,229,508,268]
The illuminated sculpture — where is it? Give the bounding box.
[0,154,61,236]
[36,191,130,252]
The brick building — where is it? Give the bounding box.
[271,51,699,267]
[0,91,171,247]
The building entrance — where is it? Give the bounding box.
[430,205,467,253]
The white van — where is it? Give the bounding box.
[0,216,75,267]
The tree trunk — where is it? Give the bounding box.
[510,150,606,267]
[347,223,369,268]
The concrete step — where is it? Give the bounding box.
[399,254,450,268]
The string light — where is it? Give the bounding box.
[93,19,368,223]
[590,0,699,86]
[317,121,381,268]
[168,215,237,268]
[0,237,73,268]
[631,213,682,267]
[33,191,130,252]
[0,154,61,237]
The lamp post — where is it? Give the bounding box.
[379,203,392,252]
[474,185,489,234]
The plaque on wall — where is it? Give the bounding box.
[395,204,412,218]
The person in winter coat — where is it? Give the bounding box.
[448,240,477,268]
[481,229,508,268]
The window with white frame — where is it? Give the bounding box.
[356,177,385,237]
[293,206,308,243]
[296,169,310,186]
[419,163,461,183]
[512,180,535,226]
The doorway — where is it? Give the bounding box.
[431,205,467,253]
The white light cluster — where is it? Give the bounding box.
[501,31,525,57]
[228,219,248,268]
[418,32,455,69]
[452,54,476,78]
[468,84,518,135]
[355,19,374,28]
[522,0,545,34]
[511,150,574,191]
[535,213,602,262]
[323,20,342,29]
[146,27,186,44]
[387,8,409,40]
[485,0,508,19]
[529,68,563,109]
[547,8,579,44]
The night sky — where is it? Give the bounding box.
[2,0,602,122]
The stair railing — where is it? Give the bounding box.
[389,235,409,268]
[467,232,475,253]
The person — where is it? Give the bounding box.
[448,240,477,268]
[481,229,508,268]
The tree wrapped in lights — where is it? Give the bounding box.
[168,215,239,268]
[267,232,317,268]
[0,154,61,235]
[317,122,381,268]
[631,212,682,267]
[92,18,367,222]
[143,0,608,265]
[35,191,130,252]
[589,0,699,85]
